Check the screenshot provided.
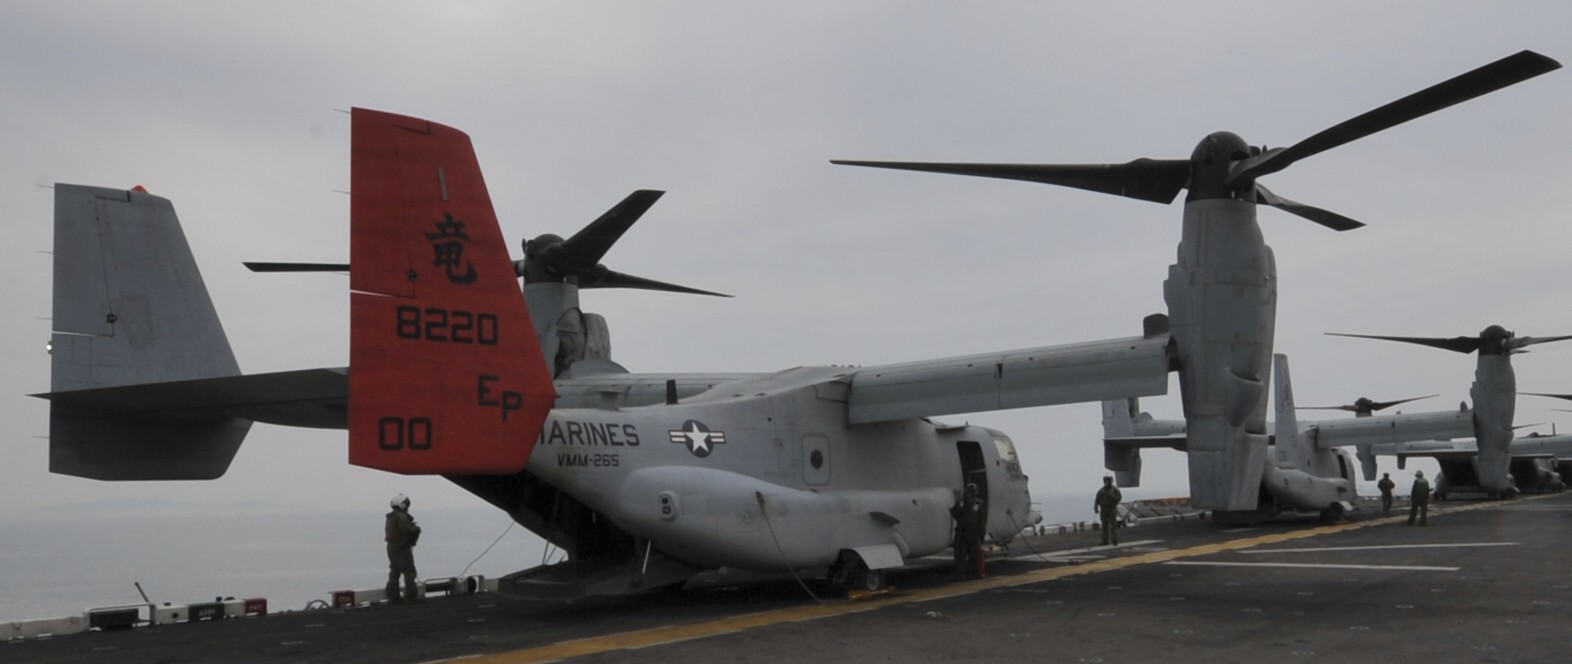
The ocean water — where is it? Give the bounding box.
[0,506,548,623]
[0,491,1130,623]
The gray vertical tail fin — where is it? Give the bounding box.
[1271,354,1307,470]
[1356,445,1378,480]
[46,184,250,479]
[1102,398,1144,486]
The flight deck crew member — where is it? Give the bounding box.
[1407,471,1430,526]
[1094,476,1123,546]
[1378,473,1396,514]
[950,484,985,579]
[386,493,423,601]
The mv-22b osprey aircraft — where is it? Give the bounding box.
[1334,329,1572,498]
[37,51,1557,596]
[1100,355,1459,521]
[40,109,1174,597]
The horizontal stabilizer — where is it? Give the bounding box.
[37,368,349,430]
[244,262,351,273]
[50,409,250,480]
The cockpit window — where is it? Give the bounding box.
[993,435,1026,481]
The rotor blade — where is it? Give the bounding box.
[1516,334,1572,348]
[1369,394,1439,411]
[830,159,1192,204]
[1522,392,1572,402]
[555,190,665,271]
[1326,332,1482,354]
[1230,50,1561,184]
[1300,394,1436,413]
[245,262,352,273]
[1253,184,1365,231]
[580,270,731,297]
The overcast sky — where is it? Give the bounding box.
[1,2,1569,520]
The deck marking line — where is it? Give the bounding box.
[1239,542,1517,554]
[1164,561,1461,572]
[1014,539,1163,559]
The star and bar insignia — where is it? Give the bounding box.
[669,420,727,458]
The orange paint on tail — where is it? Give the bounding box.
[347,108,554,474]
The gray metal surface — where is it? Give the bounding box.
[848,334,1172,424]
[47,184,249,480]
[50,185,240,391]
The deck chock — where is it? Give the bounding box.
[846,586,896,601]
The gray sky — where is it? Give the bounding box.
[2,2,1569,518]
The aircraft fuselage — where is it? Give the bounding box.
[460,366,1035,584]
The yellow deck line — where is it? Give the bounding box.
[466,494,1550,663]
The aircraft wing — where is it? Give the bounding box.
[1510,435,1572,459]
[846,333,1173,424]
[1310,408,1475,449]
[1104,434,1188,451]
[1368,440,1479,463]
[1386,434,1572,461]
[1368,439,1560,468]
[36,368,350,429]
[552,372,757,409]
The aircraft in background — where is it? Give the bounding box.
[1361,390,1572,499]
[835,50,1560,515]
[1373,434,1570,499]
[1331,327,1572,497]
[1101,355,1475,520]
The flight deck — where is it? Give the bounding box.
[8,493,1568,663]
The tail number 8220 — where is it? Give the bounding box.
[395,305,498,345]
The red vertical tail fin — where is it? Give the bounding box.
[349,108,554,474]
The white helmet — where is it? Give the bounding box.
[390,493,410,509]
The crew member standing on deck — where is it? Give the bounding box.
[950,484,985,579]
[1378,473,1396,514]
[386,493,423,601]
[1094,475,1123,546]
[1407,471,1430,526]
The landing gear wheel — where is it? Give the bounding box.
[853,565,885,592]
[829,553,885,593]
